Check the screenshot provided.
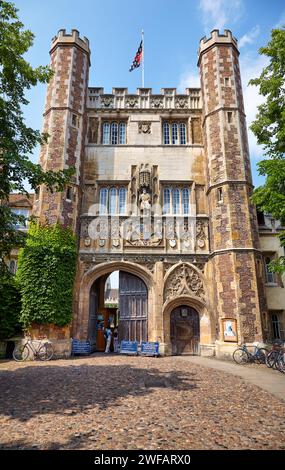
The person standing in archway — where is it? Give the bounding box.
[113,327,119,353]
[104,326,112,353]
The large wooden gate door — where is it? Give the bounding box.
[88,286,98,350]
[119,271,148,342]
[170,306,200,355]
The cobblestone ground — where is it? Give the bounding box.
[0,355,284,450]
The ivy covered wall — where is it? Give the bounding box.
[17,224,77,328]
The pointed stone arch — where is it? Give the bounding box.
[74,261,154,340]
[163,262,206,304]
[161,263,214,356]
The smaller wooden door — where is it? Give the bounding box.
[171,306,200,355]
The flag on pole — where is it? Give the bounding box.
[129,40,143,72]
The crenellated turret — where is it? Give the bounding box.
[198,29,267,348]
[34,29,91,231]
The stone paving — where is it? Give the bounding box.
[0,355,284,450]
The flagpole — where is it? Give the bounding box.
[142,29,144,88]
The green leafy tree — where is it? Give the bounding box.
[16,223,77,328]
[0,265,21,339]
[250,27,285,273]
[0,1,74,266]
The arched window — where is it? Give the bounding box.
[109,187,117,214]
[163,122,170,145]
[172,123,178,145]
[119,123,126,144]
[182,188,189,214]
[99,188,108,214]
[163,188,171,214]
[111,122,118,145]
[119,187,126,214]
[180,123,186,145]
[103,122,110,144]
[173,188,180,214]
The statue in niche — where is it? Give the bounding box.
[139,188,151,213]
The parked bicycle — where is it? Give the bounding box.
[233,343,268,365]
[265,340,285,374]
[13,335,54,361]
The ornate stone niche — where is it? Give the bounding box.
[87,117,99,143]
[164,263,205,302]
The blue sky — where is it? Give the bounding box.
[14,0,285,188]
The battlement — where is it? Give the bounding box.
[198,29,238,58]
[51,29,90,56]
[87,87,201,110]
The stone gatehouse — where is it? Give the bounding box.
[30,28,284,358]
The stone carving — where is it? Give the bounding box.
[126,97,139,108]
[101,97,113,108]
[151,97,163,108]
[181,222,194,250]
[139,188,151,212]
[125,234,162,248]
[84,236,91,247]
[164,263,205,302]
[139,163,151,188]
[176,97,188,109]
[138,122,151,134]
[196,220,208,249]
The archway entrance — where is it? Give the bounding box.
[88,270,148,352]
[170,305,200,355]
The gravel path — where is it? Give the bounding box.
[0,355,284,450]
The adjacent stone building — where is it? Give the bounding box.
[30,28,284,357]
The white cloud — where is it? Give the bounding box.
[239,25,260,48]
[199,0,244,32]
[178,70,200,92]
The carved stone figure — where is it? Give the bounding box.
[139,188,151,212]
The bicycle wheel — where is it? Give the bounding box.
[265,350,278,368]
[255,348,268,364]
[13,344,29,361]
[276,353,285,374]
[38,343,54,361]
[233,348,249,364]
